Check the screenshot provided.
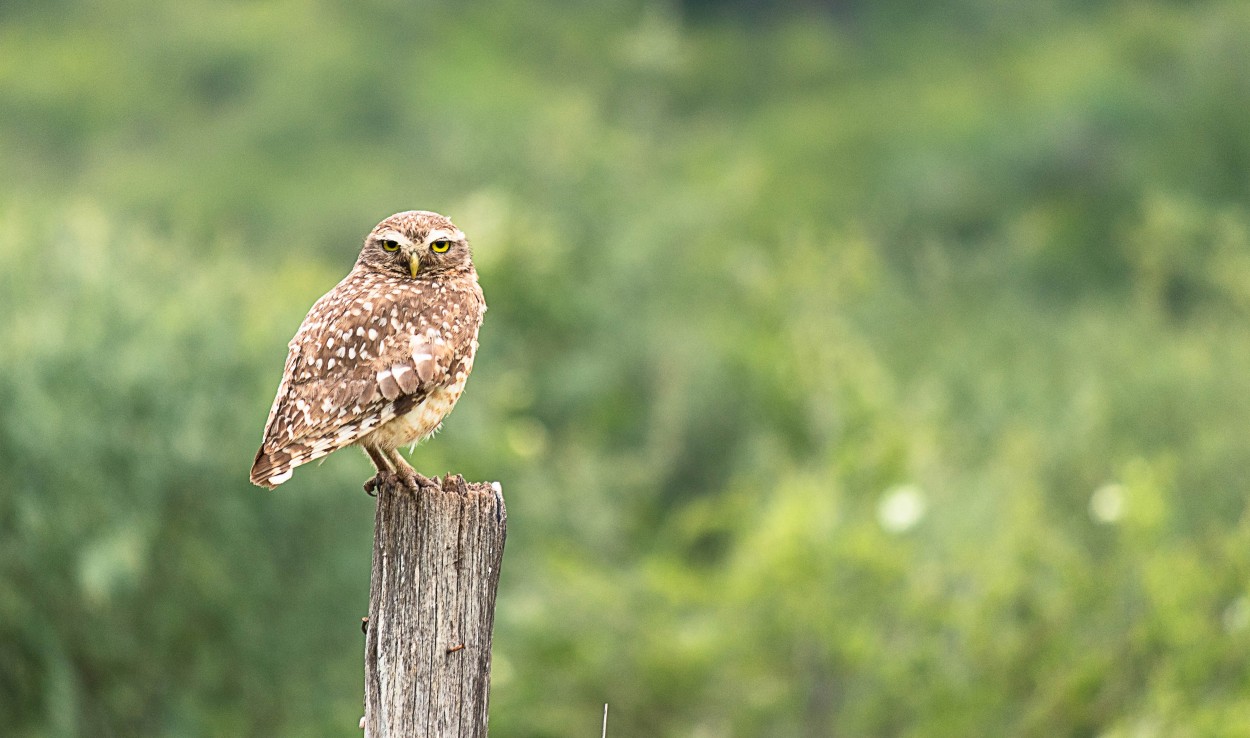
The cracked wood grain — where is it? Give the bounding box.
[364,474,506,738]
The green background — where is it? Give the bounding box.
[3,1,1250,735]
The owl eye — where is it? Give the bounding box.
[380,238,401,252]
[430,239,451,253]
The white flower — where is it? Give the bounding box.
[1089,483,1124,524]
[878,484,926,533]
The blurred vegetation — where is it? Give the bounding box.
[3,0,1250,735]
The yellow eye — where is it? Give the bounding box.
[380,238,400,252]
[430,239,451,253]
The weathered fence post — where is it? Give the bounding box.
[363,474,507,738]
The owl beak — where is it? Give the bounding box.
[409,253,421,278]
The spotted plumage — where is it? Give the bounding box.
[251,210,485,490]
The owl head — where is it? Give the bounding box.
[357,210,472,278]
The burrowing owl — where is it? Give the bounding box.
[250,210,485,492]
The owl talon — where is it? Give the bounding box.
[364,471,396,496]
[398,470,440,492]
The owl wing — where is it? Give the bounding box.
[250,273,480,489]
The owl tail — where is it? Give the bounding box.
[250,445,300,489]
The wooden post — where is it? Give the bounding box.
[363,474,507,738]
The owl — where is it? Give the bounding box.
[250,210,485,492]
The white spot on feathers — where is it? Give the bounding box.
[376,369,400,400]
[392,364,417,393]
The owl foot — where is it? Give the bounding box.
[363,471,397,496]
[398,469,441,492]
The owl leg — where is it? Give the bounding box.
[362,444,397,496]
[386,448,439,491]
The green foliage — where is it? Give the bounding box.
[3,0,1250,735]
